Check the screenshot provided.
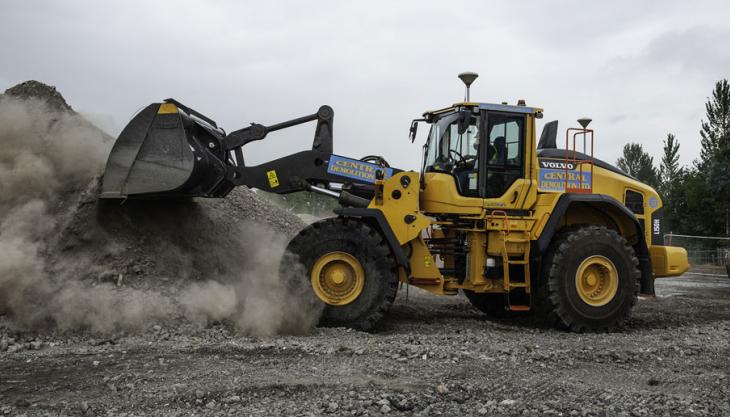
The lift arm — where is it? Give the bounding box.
[100,99,391,202]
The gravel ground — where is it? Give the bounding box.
[1,274,729,417]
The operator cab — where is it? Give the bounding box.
[420,102,538,199]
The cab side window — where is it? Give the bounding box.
[485,114,524,198]
[625,189,644,214]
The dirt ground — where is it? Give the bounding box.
[1,274,729,417]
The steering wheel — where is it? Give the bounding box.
[448,149,467,165]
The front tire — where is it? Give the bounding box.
[280,217,398,331]
[539,225,640,332]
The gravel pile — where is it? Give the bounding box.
[4,80,75,113]
[0,81,308,334]
[51,178,305,289]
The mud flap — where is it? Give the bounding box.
[639,256,655,296]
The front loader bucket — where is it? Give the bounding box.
[100,101,231,199]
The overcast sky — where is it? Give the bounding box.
[2,1,728,170]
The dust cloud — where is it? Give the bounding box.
[178,224,320,335]
[0,93,320,335]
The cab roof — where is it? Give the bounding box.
[423,101,543,119]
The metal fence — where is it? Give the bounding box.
[686,248,730,267]
[664,234,729,276]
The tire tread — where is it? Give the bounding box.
[281,217,398,331]
[538,225,640,332]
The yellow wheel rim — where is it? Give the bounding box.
[310,251,365,306]
[575,255,619,307]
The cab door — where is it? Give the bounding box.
[480,110,537,211]
[419,108,486,215]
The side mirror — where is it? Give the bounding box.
[457,110,471,135]
[409,119,424,143]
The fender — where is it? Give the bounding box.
[536,193,654,295]
[333,207,411,274]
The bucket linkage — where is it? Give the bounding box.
[101,99,390,206]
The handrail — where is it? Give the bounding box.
[564,127,594,193]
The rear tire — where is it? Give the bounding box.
[538,225,640,332]
[280,217,398,331]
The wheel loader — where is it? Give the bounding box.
[100,73,689,332]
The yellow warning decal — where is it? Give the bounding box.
[424,255,432,268]
[267,170,280,188]
[157,103,178,114]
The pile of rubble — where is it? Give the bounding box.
[0,81,310,335]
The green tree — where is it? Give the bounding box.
[655,79,730,236]
[616,143,658,188]
[659,134,681,185]
[657,134,683,230]
[699,79,730,166]
[696,79,730,235]
[668,170,710,235]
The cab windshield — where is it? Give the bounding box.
[422,110,480,196]
[423,111,480,172]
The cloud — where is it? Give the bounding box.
[0,0,727,170]
[634,26,730,78]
